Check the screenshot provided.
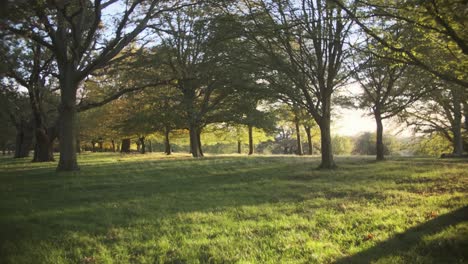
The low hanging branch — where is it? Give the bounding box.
[77,79,175,112]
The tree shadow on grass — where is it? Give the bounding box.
[334,206,468,264]
[1,155,466,263]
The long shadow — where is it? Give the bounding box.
[0,157,318,237]
[335,206,468,264]
[0,155,466,262]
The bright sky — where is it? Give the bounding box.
[332,83,413,138]
[333,108,376,136]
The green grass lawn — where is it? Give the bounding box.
[0,153,467,264]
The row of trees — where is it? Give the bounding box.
[0,0,466,171]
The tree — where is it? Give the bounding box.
[404,83,467,156]
[153,5,256,157]
[0,83,33,158]
[0,39,59,162]
[1,0,185,170]
[330,0,467,157]
[302,114,317,155]
[240,0,353,168]
[354,44,432,160]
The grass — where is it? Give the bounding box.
[0,153,467,264]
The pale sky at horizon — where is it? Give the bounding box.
[332,83,414,138]
[333,108,376,136]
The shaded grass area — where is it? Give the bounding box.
[0,153,467,263]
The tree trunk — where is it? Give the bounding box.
[375,112,385,161]
[32,128,55,162]
[136,141,141,152]
[237,140,242,154]
[452,95,464,155]
[14,128,32,158]
[164,128,171,155]
[98,141,103,152]
[197,129,204,157]
[189,124,202,157]
[111,139,116,152]
[57,78,79,171]
[139,137,146,154]
[121,138,131,153]
[28,84,56,162]
[295,119,303,156]
[248,125,254,155]
[318,118,335,169]
[148,140,152,153]
[305,126,313,155]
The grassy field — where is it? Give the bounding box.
[0,153,467,264]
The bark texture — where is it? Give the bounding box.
[318,118,335,169]
[56,74,79,171]
[375,111,385,161]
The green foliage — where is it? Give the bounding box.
[201,124,273,146]
[353,132,401,156]
[0,154,467,263]
[332,135,353,155]
[412,134,453,157]
[351,0,467,86]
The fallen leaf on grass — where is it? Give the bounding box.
[428,211,438,218]
[363,233,374,241]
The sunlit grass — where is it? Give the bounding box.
[0,153,467,263]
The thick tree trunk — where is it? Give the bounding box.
[189,124,202,157]
[164,128,171,155]
[305,126,313,155]
[28,83,56,162]
[111,139,116,152]
[318,118,335,169]
[295,119,303,156]
[375,112,385,161]
[32,128,55,162]
[57,80,79,171]
[237,140,242,154]
[248,125,254,155]
[121,138,131,153]
[139,137,146,154]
